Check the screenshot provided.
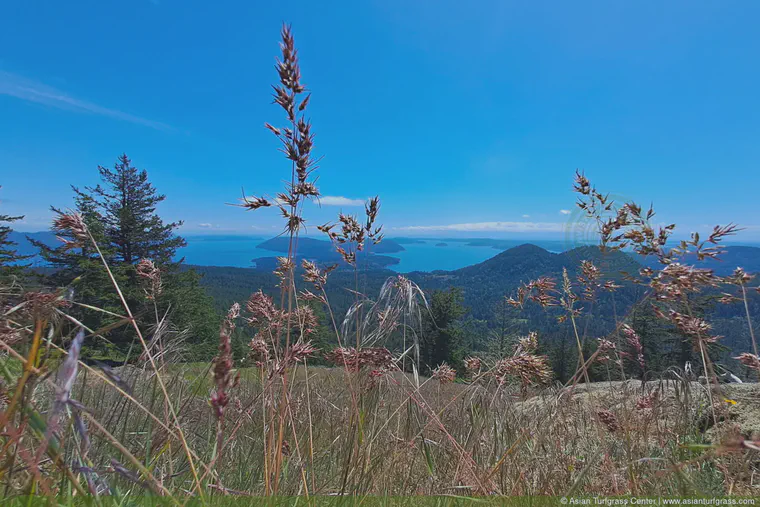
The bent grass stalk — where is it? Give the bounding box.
[82,228,205,499]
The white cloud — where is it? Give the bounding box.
[559,209,571,215]
[522,214,530,218]
[319,196,365,207]
[198,223,213,228]
[0,71,172,131]
[393,221,565,233]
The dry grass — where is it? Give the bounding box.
[1,23,760,502]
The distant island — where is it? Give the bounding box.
[253,255,399,271]
[390,237,426,244]
[254,236,403,270]
[257,236,405,255]
[10,231,760,277]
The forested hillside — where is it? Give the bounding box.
[193,241,760,379]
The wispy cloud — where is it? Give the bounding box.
[394,221,565,233]
[559,209,571,215]
[198,223,213,228]
[319,196,365,207]
[0,71,172,131]
[522,214,530,218]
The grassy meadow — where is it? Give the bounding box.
[1,24,760,503]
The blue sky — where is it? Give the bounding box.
[2,1,759,240]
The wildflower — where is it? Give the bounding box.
[274,256,295,282]
[666,310,721,343]
[366,368,389,389]
[320,198,385,266]
[291,305,318,336]
[509,277,559,309]
[596,339,619,365]
[298,289,327,304]
[718,293,740,304]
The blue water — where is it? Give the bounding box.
[180,235,558,272]
[384,241,502,272]
[181,235,266,268]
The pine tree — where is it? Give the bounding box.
[87,154,186,266]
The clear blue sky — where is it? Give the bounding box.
[2,1,759,240]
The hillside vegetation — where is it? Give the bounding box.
[1,24,760,502]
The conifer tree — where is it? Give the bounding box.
[34,155,218,359]
[87,154,186,266]
[421,288,467,374]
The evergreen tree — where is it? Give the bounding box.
[486,297,521,358]
[87,154,186,266]
[34,155,218,360]
[421,288,467,374]
[549,329,573,383]
[629,302,668,377]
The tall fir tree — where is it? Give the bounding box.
[34,155,218,360]
[87,154,186,266]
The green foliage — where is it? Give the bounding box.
[191,243,760,379]
[420,287,467,374]
[88,154,186,266]
[32,155,219,360]
[0,186,31,278]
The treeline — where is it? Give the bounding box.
[193,260,759,381]
[2,162,758,377]
[1,155,219,362]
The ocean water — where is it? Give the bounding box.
[181,235,505,271]
[180,235,556,272]
[181,235,266,267]
[384,241,502,272]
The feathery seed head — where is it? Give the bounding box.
[53,211,89,249]
[432,363,457,384]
